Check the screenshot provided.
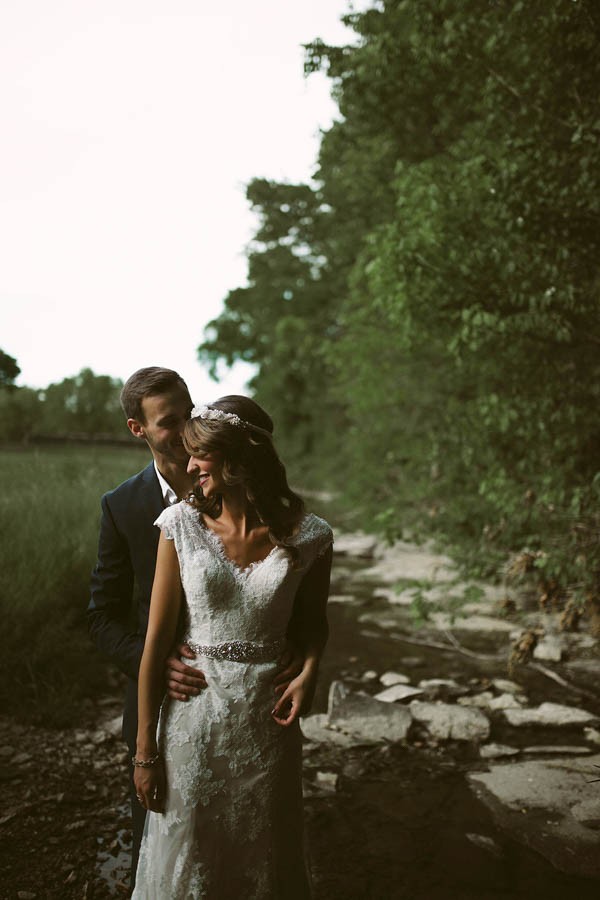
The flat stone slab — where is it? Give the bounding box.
[361,540,456,585]
[469,754,600,878]
[327,681,412,743]
[571,799,600,829]
[333,532,379,558]
[409,700,490,742]
[480,743,520,759]
[522,745,592,756]
[358,611,404,631]
[429,612,514,634]
[503,702,598,728]
[328,594,359,605]
[374,684,424,703]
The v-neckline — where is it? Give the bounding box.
[197,512,279,577]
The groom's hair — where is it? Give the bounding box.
[120,366,190,422]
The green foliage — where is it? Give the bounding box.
[198,0,600,608]
[0,368,125,442]
[39,368,124,436]
[0,445,147,725]
[0,386,43,442]
[0,348,20,387]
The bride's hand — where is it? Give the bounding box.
[271,669,316,727]
[134,757,166,813]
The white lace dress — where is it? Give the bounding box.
[132,502,333,900]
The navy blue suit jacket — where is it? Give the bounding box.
[87,461,164,748]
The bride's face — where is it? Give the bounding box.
[187,450,224,499]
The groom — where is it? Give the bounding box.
[87,366,205,888]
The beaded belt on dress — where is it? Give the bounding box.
[184,638,285,663]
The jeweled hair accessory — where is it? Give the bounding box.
[191,404,247,428]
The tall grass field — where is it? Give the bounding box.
[0,444,148,725]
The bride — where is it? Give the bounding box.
[131,396,333,898]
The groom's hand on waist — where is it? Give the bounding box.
[165,643,208,701]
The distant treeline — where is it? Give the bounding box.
[199,1,600,612]
[0,360,128,442]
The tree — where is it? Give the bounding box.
[0,350,21,388]
[39,369,124,435]
[198,0,600,600]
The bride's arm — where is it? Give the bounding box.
[272,544,333,726]
[134,532,183,811]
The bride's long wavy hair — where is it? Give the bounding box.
[183,396,305,564]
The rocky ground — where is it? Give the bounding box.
[2,532,600,899]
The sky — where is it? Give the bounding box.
[0,0,366,404]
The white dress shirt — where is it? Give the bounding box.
[154,461,180,507]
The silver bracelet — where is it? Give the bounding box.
[132,752,160,768]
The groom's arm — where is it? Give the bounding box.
[87,493,144,680]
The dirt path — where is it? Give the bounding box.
[0,704,129,899]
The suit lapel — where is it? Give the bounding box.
[140,461,165,523]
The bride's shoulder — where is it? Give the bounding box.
[294,513,334,556]
[154,500,196,536]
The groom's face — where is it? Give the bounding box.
[135,386,193,463]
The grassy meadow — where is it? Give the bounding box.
[0,444,148,725]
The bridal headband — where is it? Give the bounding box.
[191,404,247,428]
[190,404,273,438]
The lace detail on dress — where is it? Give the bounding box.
[133,504,330,899]
[196,516,282,578]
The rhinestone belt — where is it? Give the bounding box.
[185,638,285,663]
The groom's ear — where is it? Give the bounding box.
[127,417,146,441]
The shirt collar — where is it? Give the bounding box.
[154,461,179,507]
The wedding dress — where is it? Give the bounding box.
[132,501,333,899]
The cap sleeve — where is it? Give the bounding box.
[296,514,334,567]
[153,504,182,541]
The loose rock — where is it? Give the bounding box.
[409,701,490,742]
[361,670,378,682]
[465,832,504,857]
[374,684,424,703]
[533,636,565,662]
[503,702,598,728]
[315,771,338,791]
[327,681,412,743]
[379,671,410,687]
[480,743,520,759]
[584,727,600,745]
[488,693,525,711]
[492,678,523,694]
[301,714,369,749]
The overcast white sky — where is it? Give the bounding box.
[0,0,365,403]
